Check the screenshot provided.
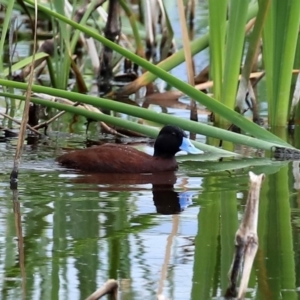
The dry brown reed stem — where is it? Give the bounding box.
[0,112,41,136]
[85,279,118,300]
[177,0,198,127]
[10,1,38,184]
[225,172,265,300]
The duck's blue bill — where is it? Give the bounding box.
[180,137,203,154]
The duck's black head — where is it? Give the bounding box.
[153,125,202,158]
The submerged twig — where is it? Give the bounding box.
[0,112,41,136]
[85,279,118,300]
[225,172,265,299]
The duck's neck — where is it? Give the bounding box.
[153,150,175,159]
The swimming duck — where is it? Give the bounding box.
[56,125,202,173]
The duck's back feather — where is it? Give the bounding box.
[56,143,178,173]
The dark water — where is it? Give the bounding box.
[0,133,299,300]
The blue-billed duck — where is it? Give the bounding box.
[56,125,202,173]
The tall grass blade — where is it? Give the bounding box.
[208,0,227,101]
[52,0,70,89]
[0,0,15,73]
[236,0,270,112]
[220,0,249,126]
[263,0,300,126]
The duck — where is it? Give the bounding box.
[56,125,202,173]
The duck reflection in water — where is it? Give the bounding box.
[69,172,196,214]
[152,183,195,214]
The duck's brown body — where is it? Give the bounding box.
[56,143,178,173]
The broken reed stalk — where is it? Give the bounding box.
[85,279,118,300]
[177,0,198,126]
[10,1,38,186]
[0,112,41,135]
[225,171,265,300]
